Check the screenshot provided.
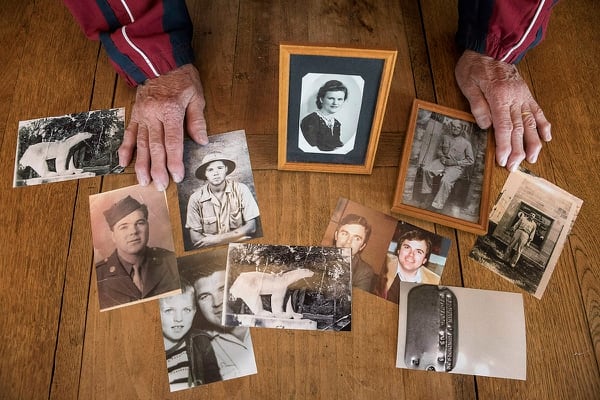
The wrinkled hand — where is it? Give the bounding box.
[455,50,551,171]
[119,64,209,191]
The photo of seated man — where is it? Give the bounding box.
[404,110,489,224]
[420,120,474,210]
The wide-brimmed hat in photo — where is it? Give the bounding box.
[194,152,236,179]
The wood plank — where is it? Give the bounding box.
[0,1,100,399]
[0,0,597,398]
[524,0,600,385]
[421,0,600,399]
[0,1,32,150]
[48,50,118,400]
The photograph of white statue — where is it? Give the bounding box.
[14,108,125,187]
[223,243,352,331]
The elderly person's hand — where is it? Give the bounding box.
[455,50,552,171]
[119,64,209,191]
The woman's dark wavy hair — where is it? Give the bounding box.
[316,80,348,109]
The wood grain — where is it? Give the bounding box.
[0,0,598,399]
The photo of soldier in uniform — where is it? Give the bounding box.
[469,168,583,298]
[89,184,180,311]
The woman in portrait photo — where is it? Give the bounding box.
[300,80,348,152]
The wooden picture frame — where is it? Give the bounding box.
[392,99,494,234]
[278,43,396,174]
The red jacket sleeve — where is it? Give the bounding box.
[456,0,559,64]
[63,0,195,86]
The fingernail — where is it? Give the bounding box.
[498,155,508,167]
[155,181,166,192]
[138,176,149,186]
[172,173,183,183]
[508,161,519,172]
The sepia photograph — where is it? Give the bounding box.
[176,130,263,252]
[160,248,257,392]
[14,108,125,187]
[322,198,451,304]
[278,43,396,174]
[89,184,180,311]
[223,243,352,331]
[396,283,526,380]
[469,168,583,298]
[391,100,493,234]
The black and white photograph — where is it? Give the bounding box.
[176,130,262,252]
[278,44,396,174]
[392,100,493,234]
[89,184,180,311]
[159,248,257,392]
[396,283,526,380]
[321,198,451,304]
[14,107,125,187]
[223,243,352,331]
[469,168,583,299]
[298,74,363,154]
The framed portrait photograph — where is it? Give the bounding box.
[278,43,397,174]
[392,99,494,234]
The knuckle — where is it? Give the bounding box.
[528,142,543,155]
[524,118,537,130]
[134,162,147,176]
[117,146,129,159]
[512,124,524,138]
[511,148,526,162]
[148,141,166,156]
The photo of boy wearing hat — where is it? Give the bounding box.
[90,186,180,311]
[185,151,260,249]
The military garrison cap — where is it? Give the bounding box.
[103,195,148,230]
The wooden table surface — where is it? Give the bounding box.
[1,1,598,399]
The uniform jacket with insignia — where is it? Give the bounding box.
[96,247,179,310]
